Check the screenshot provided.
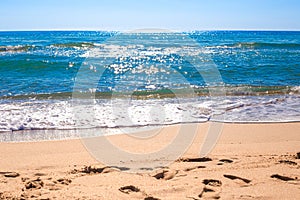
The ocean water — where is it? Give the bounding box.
[0,31,299,138]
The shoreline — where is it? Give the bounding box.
[1,121,300,143]
[1,122,299,199]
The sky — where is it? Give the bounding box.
[1,0,300,31]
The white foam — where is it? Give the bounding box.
[0,94,299,138]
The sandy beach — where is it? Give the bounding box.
[1,0,300,199]
[0,122,299,199]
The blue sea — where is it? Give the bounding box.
[0,31,299,139]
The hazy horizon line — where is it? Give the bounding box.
[1,28,300,32]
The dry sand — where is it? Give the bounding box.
[0,122,299,199]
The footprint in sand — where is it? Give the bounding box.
[184,166,206,172]
[25,177,44,189]
[55,178,72,185]
[217,159,234,165]
[144,196,160,200]
[119,185,140,194]
[139,167,153,171]
[219,159,233,163]
[119,185,160,200]
[223,174,251,184]
[198,186,221,199]
[152,169,178,180]
[271,174,296,181]
[2,172,20,178]
[179,157,212,162]
[202,179,222,187]
[278,160,297,165]
[75,165,121,174]
[80,165,107,174]
[34,172,47,177]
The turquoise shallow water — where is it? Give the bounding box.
[0,31,300,97]
[0,31,299,133]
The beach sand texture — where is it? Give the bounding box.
[0,122,299,199]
